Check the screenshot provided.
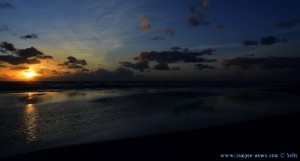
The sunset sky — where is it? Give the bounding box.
[1,0,300,81]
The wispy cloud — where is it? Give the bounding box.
[194,63,214,70]
[153,62,170,70]
[215,24,226,30]
[277,19,299,29]
[187,14,210,27]
[201,0,209,9]
[148,36,165,41]
[20,34,39,39]
[0,2,15,9]
[46,67,140,81]
[0,25,9,32]
[223,56,300,70]
[187,1,211,27]
[242,40,258,46]
[139,13,152,31]
[164,28,175,36]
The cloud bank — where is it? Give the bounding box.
[0,42,53,65]
[120,47,216,71]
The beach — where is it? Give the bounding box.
[0,81,300,160]
[3,112,300,160]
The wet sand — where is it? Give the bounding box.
[3,112,300,160]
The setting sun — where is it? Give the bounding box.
[23,70,37,79]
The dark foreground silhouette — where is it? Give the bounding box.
[3,112,300,161]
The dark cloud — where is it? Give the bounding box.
[62,56,87,66]
[182,48,190,52]
[223,57,264,70]
[194,64,214,70]
[242,36,281,46]
[119,60,149,72]
[36,55,53,59]
[187,2,210,27]
[223,56,300,70]
[0,42,53,65]
[172,67,180,70]
[10,66,29,71]
[0,42,17,52]
[0,55,40,65]
[244,54,255,57]
[59,56,88,71]
[260,36,279,46]
[67,64,85,69]
[170,46,182,51]
[0,2,15,9]
[153,62,170,70]
[67,56,79,64]
[68,56,87,66]
[17,47,44,58]
[121,47,216,72]
[81,68,90,72]
[0,25,9,32]
[51,70,59,75]
[164,28,175,36]
[201,48,216,55]
[20,34,38,39]
[242,40,258,46]
[140,14,152,31]
[187,15,210,27]
[0,64,6,68]
[134,48,216,63]
[148,36,165,41]
[277,19,299,29]
[192,16,209,26]
[114,67,134,76]
[215,24,226,30]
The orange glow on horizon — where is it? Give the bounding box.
[1,58,90,81]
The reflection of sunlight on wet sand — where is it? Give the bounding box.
[24,103,38,142]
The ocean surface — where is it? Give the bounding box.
[0,81,300,158]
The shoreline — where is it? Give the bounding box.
[3,112,300,160]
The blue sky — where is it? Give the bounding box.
[1,0,300,81]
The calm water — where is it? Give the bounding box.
[1,85,300,157]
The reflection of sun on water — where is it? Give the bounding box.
[24,103,38,142]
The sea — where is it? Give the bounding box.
[1,81,300,158]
